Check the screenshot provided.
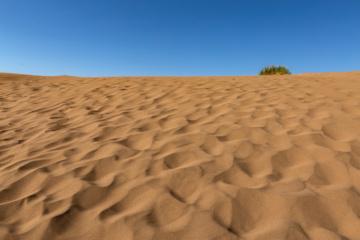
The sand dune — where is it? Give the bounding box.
[1,71,360,240]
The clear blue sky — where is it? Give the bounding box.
[1,0,359,77]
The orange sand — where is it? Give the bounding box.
[1,72,360,240]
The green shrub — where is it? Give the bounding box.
[259,65,291,75]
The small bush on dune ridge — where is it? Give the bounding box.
[259,65,291,75]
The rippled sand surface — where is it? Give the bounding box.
[1,72,360,240]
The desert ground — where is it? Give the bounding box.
[1,71,360,240]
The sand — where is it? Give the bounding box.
[0,71,360,240]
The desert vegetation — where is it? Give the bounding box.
[259,65,291,75]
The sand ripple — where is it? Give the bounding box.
[1,72,360,239]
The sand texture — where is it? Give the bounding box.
[1,71,360,240]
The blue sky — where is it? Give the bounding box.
[1,0,359,77]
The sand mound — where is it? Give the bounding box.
[1,72,360,240]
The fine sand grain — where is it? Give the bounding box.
[1,71,360,240]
